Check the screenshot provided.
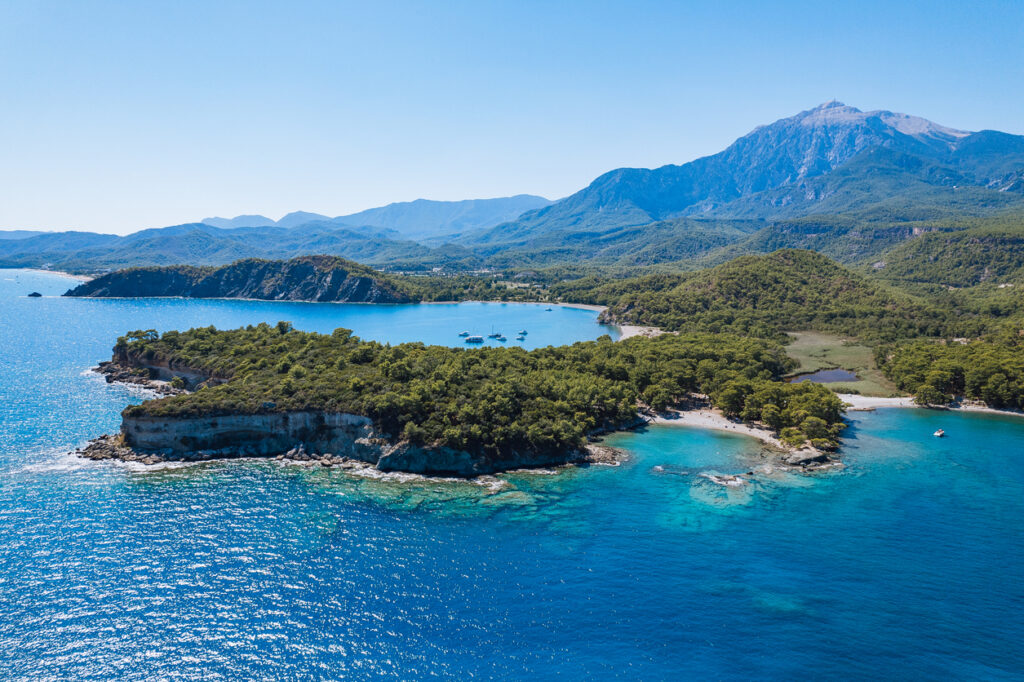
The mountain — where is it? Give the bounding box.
[65,255,414,303]
[0,230,47,240]
[275,211,335,228]
[6,103,1024,275]
[473,102,1024,246]
[334,195,551,240]
[200,195,551,240]
[0,223,455,274]
[200,214,277,229]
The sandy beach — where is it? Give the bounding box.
[649,408,785,449]
[24,268,91,281]
[616,324,663,340]
[836,393,1024,418]
[836,394,916,411]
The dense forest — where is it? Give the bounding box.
[878,331,1024,409]
[115,324,847,455]
[570,250,955,342]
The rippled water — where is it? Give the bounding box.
[2,270,1023,679]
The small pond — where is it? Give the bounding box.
[789,368,859,383]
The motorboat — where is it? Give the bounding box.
[465,335,484,344]
[518,329,528,335]
[933,429,945,437]
[458,331,470,337]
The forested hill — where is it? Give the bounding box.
[65,256,416,303]
[870,219,1024,289]
[569,249,952,341]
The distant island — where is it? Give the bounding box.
[80,325,847,475]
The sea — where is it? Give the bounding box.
[1,269,1022,680]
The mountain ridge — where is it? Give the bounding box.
[471,102,1024,246]
[201,194,551,240]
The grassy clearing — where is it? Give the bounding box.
[784,331,903,397]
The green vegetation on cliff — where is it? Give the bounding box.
[115,324,846,456]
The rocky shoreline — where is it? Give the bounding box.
[83,360,827,482]
[94,361,188,396]
[76,433,627,474]
[84,359,630,476]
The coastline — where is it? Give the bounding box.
[649,408,785,450]
[645,408,839,471]
[616,324,663,340]
[836,393,1024,418]
[23,268,92,281]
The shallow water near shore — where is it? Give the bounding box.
[2,269,1024,679]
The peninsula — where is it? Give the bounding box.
[80,324,847,475]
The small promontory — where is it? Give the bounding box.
[64,255,414,303]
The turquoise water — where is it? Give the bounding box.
[2,269,1023,679]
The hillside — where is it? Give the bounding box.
[65,256,415,303]
[476,217,761,268]
[869,216,1024,288]
[588,249,950,340]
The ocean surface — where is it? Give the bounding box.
[1,269,1023,679]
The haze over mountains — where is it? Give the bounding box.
[202,195,552,240]
[3,102,1023,274]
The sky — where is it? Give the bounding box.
[1,0,1022,234]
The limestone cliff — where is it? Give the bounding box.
[83,356,620,476]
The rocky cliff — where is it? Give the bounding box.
[64,255,415,303]
[82,356,621,476]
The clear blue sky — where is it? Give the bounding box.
[1,0,1022,234]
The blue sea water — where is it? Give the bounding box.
[1,269,1023,679]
